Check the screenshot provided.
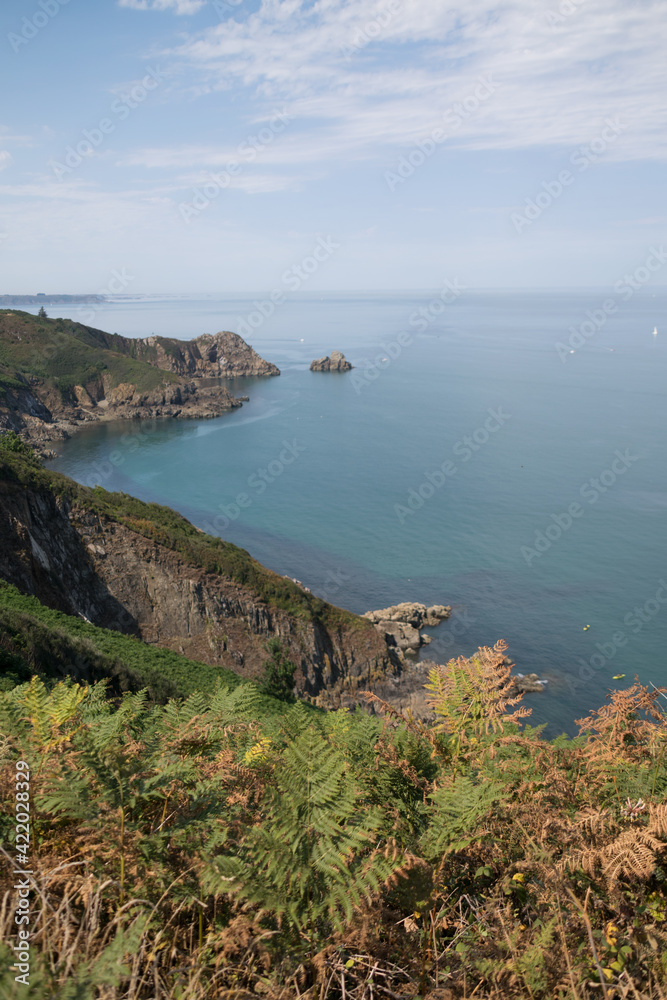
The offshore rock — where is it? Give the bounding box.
[310,350,353,372]
[512,672,547,693]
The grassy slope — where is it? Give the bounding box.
[0,309,179,398]
[0,441,369,631]
[0,580,246,701]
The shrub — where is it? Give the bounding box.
[259,639,297,702]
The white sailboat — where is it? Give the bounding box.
[653,326,658,336]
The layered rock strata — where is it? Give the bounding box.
[131,331,280,378]
[0,461,399,702]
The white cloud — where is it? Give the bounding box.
[0,151,13,171]
[156,0,667,163]
[118,0,206,14]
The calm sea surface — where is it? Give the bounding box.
[40,290,667,734]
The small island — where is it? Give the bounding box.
[309,350,353,372]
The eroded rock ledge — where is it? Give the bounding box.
[363,602,451,658]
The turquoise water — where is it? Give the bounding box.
[43,290,667,734]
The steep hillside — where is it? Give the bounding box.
[0,442,397,703]
[0,311,278,455]
[0,580,245,701]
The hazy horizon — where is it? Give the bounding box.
[1,1,666,293]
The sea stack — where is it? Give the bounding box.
[309,350,353,372]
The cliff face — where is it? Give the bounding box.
[0,456,397,703]
[132,332,280,378]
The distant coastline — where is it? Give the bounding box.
[0,294,105,305]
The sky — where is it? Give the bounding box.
[0,0,666,292]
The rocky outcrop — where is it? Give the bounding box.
[0,461,399,702]
[310,351,353,372]
[133,332,280,379]
[0,379,242,457]
[0,312,279,457]
[363,602,451,657]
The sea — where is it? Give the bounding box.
[32,289,667,735]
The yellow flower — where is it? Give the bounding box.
[605,922,619,947]
[512,872,525,884]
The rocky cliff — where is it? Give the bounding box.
[0,449,398,703]
[130,331,280,378]
[0,311,281,456]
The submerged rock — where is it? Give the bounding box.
[512,672,547,693]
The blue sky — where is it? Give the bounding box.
[0,0,665,292]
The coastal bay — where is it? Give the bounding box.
[43,289,667,734]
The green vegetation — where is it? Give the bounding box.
[0,442,369,630]
[0,309,178,400]
[259,638,297,701]
[0,642,665,998]
[0,580,251,702]
[0,429,33,456]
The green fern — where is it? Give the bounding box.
[421,775,508,857]
[203,724,402,946]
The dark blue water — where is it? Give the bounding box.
[43,290,667,734]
